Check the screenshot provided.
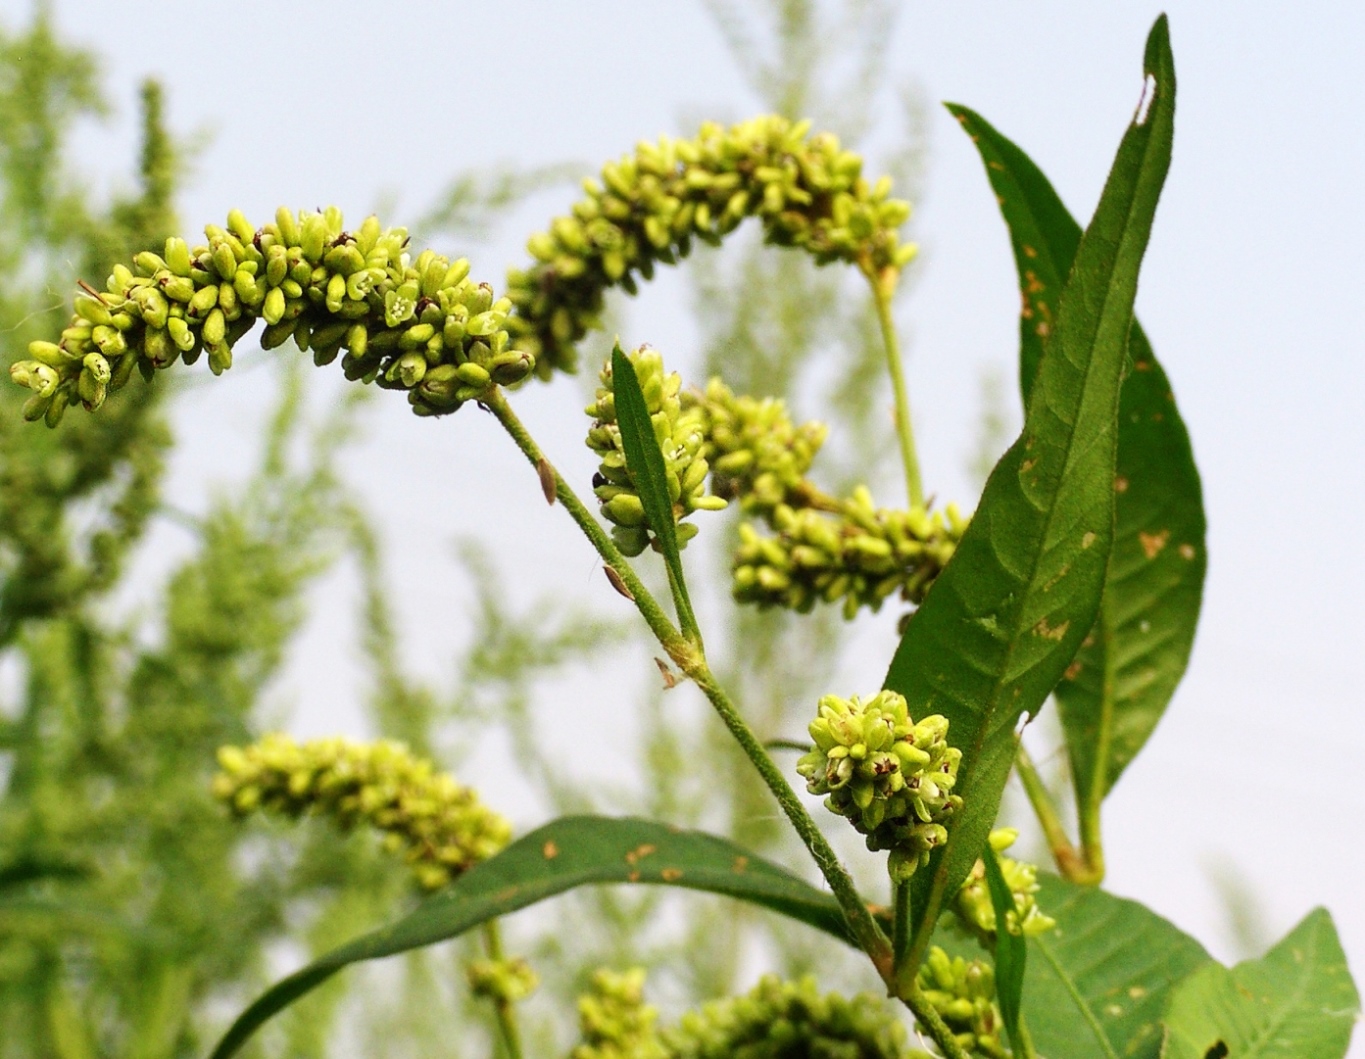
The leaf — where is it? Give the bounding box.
[1161,908,1360,1059]
[983,847,1027,1053]
[209,815,855,1059]
[610,342,699,634]
[948,92,1206,817]
[887,16,1177,932]
[1025,872,1213,1059]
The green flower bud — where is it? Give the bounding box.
[212,733,510,890]
[916,947,1008,1059]
[952,828,1056,942]
[466,957,539,1005]
[570,969,668,1059]
[795,690,961,869]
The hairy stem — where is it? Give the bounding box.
[901,986,974,1059]
[1015,744,1102,885]
[479,921,525,1059]
[864,265,924,509]
[892,877,912,989]
[484,388,892,977]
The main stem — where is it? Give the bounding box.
[484,388,893,978]
[865,265,924,510]
[479,922,525,1059]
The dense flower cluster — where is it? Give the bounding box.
[586,346,726,557]
[795,691,961,879]
[507,115,916,377]
[916,948,1008,1059]
[681,378,828,520]
[666,974,915,1059]
[953,829,1056,941]
[569,968,669,1059]
[10,207,529,425]
[732,491,966,618]
[212,734,511,890]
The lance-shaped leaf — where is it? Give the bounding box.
[983,847,1028,1053]
[208,816,857,1059]
[1025,873,1213,1059]
[886,17,1176,936]
[611,342,699,635]
[948,98,1206,823]
[1161,908,1360,1059]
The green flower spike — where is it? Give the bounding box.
[953,828,1056,941]
[681,377,829,521]
[916,947,1008,1059]
[11,207,532,425]
[212,733,511,890]
[732,491,966,620]
[585,345,727,557]
[507,114,916,378]
[569,968,668,1059]
[795,691,961,879]
[666,974,920,1059]
[466,956,539,1005]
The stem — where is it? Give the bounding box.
[1015,744,1102,885]
[901,987,974,1059]
[485,388,892,979]
[1015,1016,1039,1059]
[479,922,524,1059]
[891,877,912,987]
[864,265,924,510]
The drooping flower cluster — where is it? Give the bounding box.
[680,378,829,520]
[732,491,966,619]
[916,948,1008,1059]
[507,115,916,377]
[10,207,530,425]
[666,974,916,1059]
[796,691,961,879]
[585,346,727,557]
[569,968,669,1059]
[212,734,511,890]
[953,829,1056,942]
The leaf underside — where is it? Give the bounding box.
[209,815,855,1059]
[887,16,1177,932]
[947,96,1206,813]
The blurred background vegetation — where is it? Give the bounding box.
[0,3,1267,1057]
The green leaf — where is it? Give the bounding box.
[1026,873,1213,1059]
[887,16,1177,932]
[610,342,699,636]
[209,816,855,1059]
[1162,908,1360,1059]
[983,847,1027,1053]
[948,89,1206,818]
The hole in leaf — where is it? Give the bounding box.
[1135,74,1157,125]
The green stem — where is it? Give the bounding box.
[479,921,524,1059]
[865,266,924,510]
[891,877,912,988]
[1015,743,1102,885]
[485,388,892,980]
[900,986,974,1059]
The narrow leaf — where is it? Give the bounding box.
[948,95,1206,814]
[1162,908,1360,1059]
[888,16,1177,933]
[1025,873,1213,1059]
[983,847,1027,1053]
[610,343,698,634]
[209,816,853,1059]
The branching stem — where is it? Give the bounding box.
[1015,744,1103,885]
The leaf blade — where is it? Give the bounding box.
[948,91,1206,814]
[1161,908,1361,1059]
[208,816,853,1059]
[983,847,1027,1052]
[889,16,1178,931]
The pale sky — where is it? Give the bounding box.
[14,0,1364,1040]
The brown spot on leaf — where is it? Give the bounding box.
[1178,543,1197,560]
[733,856,748,873]
[661,868,683,882]
[1134,360,1151,371]
[1034,617,1070,641]
[1023,244,1037,259]
[1139,529,1170,559]
[542,841,559,859]
[1021,458,1037,473]
[1064,660,1083,681]
[1114,476,1129,493]
[624,843,657,865]
[1082,531,1097,549]
[1036,321,1050,337]
[988,160,1004,171]
[627,870,640,883]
